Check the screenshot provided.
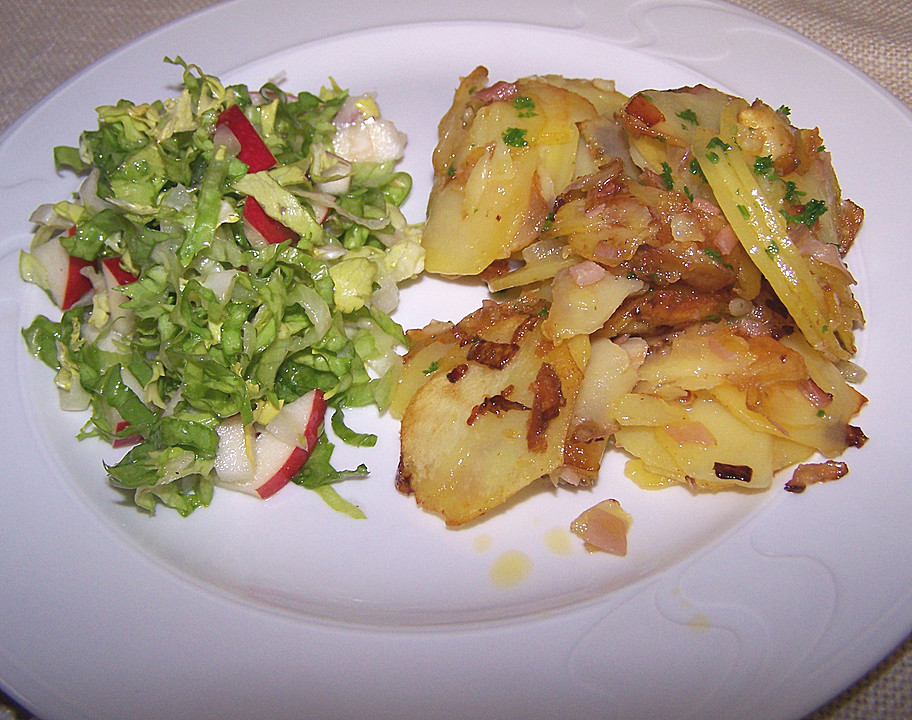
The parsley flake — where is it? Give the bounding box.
[704,248,723,263]
[502,127,529,147]
[676,108,699,126]
[753,155,776,179]
[660,161,675,190]
[707,136,731,152]
[423,360,440,376]
[783,180,805,204]
[512,95,537,117]
[781,199,828,227]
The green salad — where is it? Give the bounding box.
[19,58,424,516]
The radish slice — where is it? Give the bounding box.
[242,196,298,245]
[215,105,276,173]
[30,236,94,310]
[112,420,144,449]
[101,256,138,286]
[213,414,256,485]
[215,390,327,499]
[101,256,138,328]
[264,389,327,450]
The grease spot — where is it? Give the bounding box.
[473,533,493,553]
[490,550,532,588]
[544,526,574,556]
[688,614,712,633]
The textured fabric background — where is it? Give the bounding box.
[1,1,910,718]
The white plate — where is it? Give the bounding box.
[1,1,911,719]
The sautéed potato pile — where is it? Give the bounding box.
[392,68,867,545]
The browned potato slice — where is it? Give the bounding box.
[612,324,867,491]
[422,67,601,276]
[618,85,733,167]
[397,297,584,525]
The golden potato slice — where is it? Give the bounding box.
[542,262,644,342]
[556,336,647,485]
[612,324,867,491]
[397,297,584,525]
[422,68,601,276]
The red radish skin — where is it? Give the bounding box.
[31,234,94,310]
[254,445,310,499]
[101,257,138,286]
[112,420,143,448]
[243,196,298,244]
[251,390,327,499]
[215,105,277,173]
[62,255,94,309]
[298,389,327,452]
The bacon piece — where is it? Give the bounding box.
[570,499,631,555]
[713,462,753,483]
[798,378,833,409]
[473,80,518,104]
[784,460,849,493]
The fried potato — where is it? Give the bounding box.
[422,68,601,276]
[397,296,584,525]
[612,325,867,490]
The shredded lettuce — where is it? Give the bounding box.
[20,58,424,515]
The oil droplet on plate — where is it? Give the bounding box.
[490,550,532,588]
[544,526,574,556]
[473,534,493,553]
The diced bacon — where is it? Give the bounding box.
[569,260,607,287]
[474,81,518,104]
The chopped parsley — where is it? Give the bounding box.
[676,108,698,127]
[753,155,776,179]
[660,161,675,190]
[783,180,805,204]
[777,105,791,116]
[707,136,731,152]
[781,198,828,227]
[704,248,723,263]
[512,95,537,117]
[689,157,705,180]
[423,360,440,376]
[502,127,529,147]
[704,137,731,165]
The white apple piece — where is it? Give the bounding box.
[30,235,94,310]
